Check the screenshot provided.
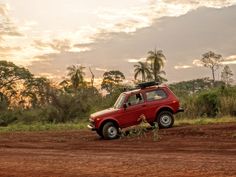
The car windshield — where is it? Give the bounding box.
[113,93,126,109]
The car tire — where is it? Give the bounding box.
[102,122,119,140]
[157,111,174,128]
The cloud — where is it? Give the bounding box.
[176,53,236,70]
[36,72,62,80]
[0,3,9,16]
[163,0,236,8]
[18,21,38,32]
[174,65,192,69]
[33,54,54,61]
[49,39,71,52]
[127,58,146,63]
[192,59,204,67]
[89,0,236,43]
[0,3,22,40]
[192,55,236,67]
[95,67,107,72]
[33,39,71,52]
[73,43,93,48]
[33,39,91,53]
[0,46,21,54]
[222,60,236,65]
[33,40,51,49]
[222,55,236,65]
[225,55,236,60]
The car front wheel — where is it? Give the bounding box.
[102,122,119,140]
[96,130,103,138]
[157,111,174,128]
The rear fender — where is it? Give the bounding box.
[155,106,174,117]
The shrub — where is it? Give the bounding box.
[196,91,219,117]
[220,96,236,116]
[0,110,18,126]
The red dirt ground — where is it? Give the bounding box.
[0,123,236,177]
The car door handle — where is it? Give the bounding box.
[142,105,147,107]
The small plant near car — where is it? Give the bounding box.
[121,114,149,138]
[120,114,160,141]
[152,122,159,141]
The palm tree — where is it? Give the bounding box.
[146,49,167,83]
[67,65,85,90]
[134,62,152,82]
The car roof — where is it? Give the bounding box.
[123,84,167,95]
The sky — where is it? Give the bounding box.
[0,0,236,84]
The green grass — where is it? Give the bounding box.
[0,117,235,133]
[0,122,88,133]
[175,117,236,126]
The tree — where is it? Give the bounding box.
[0,60,33,107]
[101,70,125,93]
[0,61,33,88]
[0,92,9,111]
[22,77,53,108]
[201,51,223,83]
[146,49,167,83]
[67,65,85,90]
[134,62,152,82]
[89,67,95,87]
[221,65,233,86]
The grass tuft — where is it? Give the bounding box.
[0,122,88,133]
[0,117,235,133]
[175,117,236,126]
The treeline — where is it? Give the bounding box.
[170,78,236,118]
[0,60,126,126]
[0,49,235,126]
[0,49,168,126]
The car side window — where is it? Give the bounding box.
[146,89,167,101]
[127,93,144,106]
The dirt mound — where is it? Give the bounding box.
[0,123,235,177]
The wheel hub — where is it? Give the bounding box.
[160,115,171,126]
[107,126,117,138]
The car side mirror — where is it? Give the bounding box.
[123,103,127,109]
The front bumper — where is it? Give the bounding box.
[87,118,96,131]
[87,124,96,131]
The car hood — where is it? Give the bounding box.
[91,107,118,118]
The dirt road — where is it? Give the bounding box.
[0,123,235,177]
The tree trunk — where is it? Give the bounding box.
[142,71,145,82]
[211,67,215,87]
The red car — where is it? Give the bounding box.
[88,82,183,139]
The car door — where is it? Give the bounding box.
[144,89,168,122]
[118,92,147,128]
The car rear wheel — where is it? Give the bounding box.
[157,111,174,128]
[102,122,119,140]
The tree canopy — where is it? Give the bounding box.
[147,49,167,83]
[101,70,125,93]
[67,65,85,90]
[134,61,152,82]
